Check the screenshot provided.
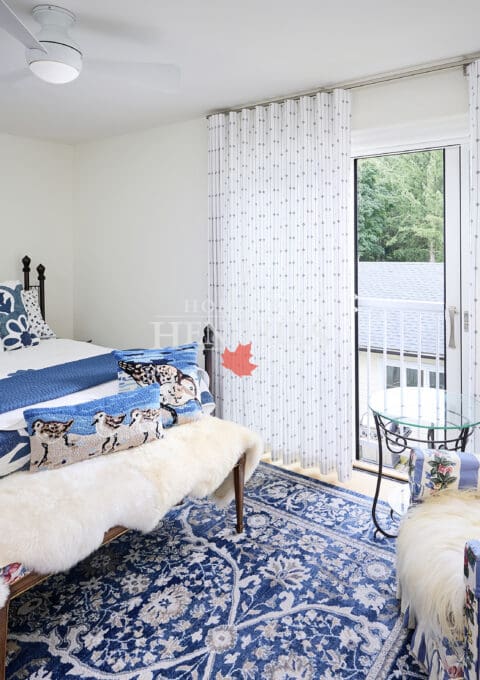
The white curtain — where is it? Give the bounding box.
[208,91,354,480]
[468,62,480,424]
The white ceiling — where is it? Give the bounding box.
[0,0,479,144]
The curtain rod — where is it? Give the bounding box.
[208,51,480,117]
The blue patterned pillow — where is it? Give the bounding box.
[0,429,31,478]
[24,384,163,471]
[0,281,39,351]
[114,343,213,428]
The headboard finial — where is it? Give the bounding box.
[22,255,31,289]
[21,256,46,320]
[203,324,215,383]
[36,264,46,318]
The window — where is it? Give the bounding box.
[386,366,400,388]
[387,364,443,390]
[406,368,421,387]
[429,371,445,389]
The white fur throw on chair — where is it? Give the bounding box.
[397,489,480,644]
[0,415,263,609]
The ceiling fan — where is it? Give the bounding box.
[0,0,180,88]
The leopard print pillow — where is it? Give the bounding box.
[21,289,56,339]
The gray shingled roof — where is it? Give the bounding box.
[358,262,445,356]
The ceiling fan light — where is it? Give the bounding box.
[26,42,82,84]
[29,59,79,84]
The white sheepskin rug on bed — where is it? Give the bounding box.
[397,489,480,644]
[0,415,262,608]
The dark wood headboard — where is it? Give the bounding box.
[202,324,214,384]
[22,255,46,320]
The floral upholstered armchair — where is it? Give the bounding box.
[397,448,480,680]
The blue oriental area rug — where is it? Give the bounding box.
[6,464,426,679]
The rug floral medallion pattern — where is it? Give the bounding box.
[6,464,426,679]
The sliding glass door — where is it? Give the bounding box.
[355,145,462,466]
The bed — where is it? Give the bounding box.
[0,257,262,680]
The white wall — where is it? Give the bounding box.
[351,68,469,153]
[73,118,208,349]
[351,67,468,131]
[1,69,469,350]
[71,69,469,349]
[0,134,74,338]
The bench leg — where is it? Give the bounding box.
[0,601,9,680]
[233,452,246,533]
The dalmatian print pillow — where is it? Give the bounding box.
[21,289,56,339]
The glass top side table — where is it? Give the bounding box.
[369,387,480,538]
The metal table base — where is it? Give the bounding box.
[371,412,472,539]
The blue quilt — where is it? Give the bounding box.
[0,352,120,478]
[0,352,119,415]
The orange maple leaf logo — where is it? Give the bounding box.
[221,342,258,377]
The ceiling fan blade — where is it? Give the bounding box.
[0,0,46,52]
[86,60,180,92]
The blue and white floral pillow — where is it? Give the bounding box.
[0,281,40,351]
[409,448,480,502]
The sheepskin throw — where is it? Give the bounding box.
[397,489,480,646]
[0,415,262,608]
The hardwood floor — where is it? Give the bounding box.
[263,456,406,502]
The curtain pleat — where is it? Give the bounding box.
[468,62,480,450]
[208,91,354,480]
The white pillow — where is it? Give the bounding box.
[21,289,56,339]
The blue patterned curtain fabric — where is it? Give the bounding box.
[208,92,354,480]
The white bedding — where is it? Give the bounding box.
[0,339,117,431]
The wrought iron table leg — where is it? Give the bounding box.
[370,404,476,539]
[372,413,397,539]
[459,427,471,452]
